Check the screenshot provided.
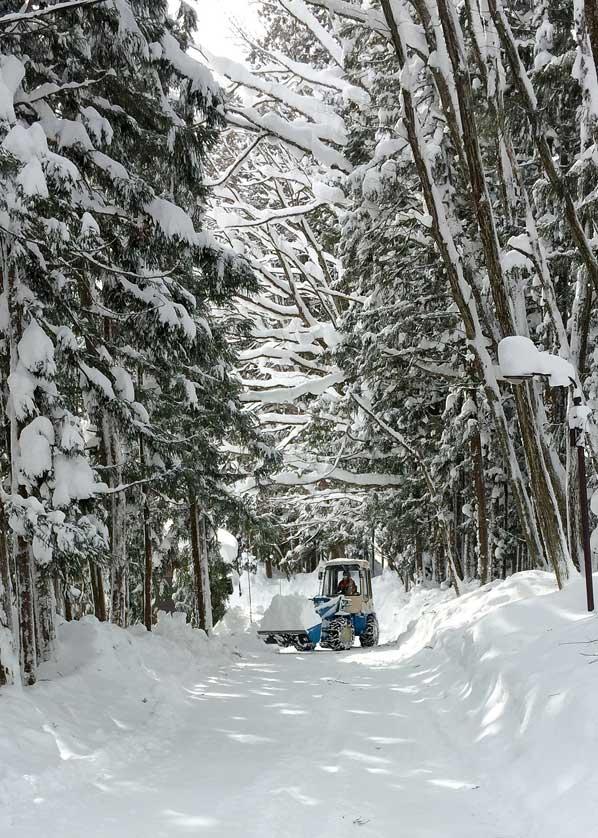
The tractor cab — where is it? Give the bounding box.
[318,559,374,616]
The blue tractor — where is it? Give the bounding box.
[258,559,379,652]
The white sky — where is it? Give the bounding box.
[191,0,264,59]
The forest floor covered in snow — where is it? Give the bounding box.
[1,569,597,837]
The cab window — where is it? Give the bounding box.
[323,567,361,596]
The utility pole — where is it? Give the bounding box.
[569,392,595,612]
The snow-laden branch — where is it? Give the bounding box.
[259,51,370,106]
[305,0,389,34]
[204,50,347,144]
[277,0,344,67]
[0,0,106,26]
[226,107,351,172]
[240,370,345,403]
[273,466,404,487]
[218,200,329,228]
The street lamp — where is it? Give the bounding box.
[498,336,595,612]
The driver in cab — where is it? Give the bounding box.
[337,570,357,596]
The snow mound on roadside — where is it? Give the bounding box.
[0,608,270,811]
[151,610,209,654]
[343,570,598,835]
[260,594,319,631]
[212,607,265,652]
[213,605,250,635]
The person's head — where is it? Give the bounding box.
[343,570,351,579]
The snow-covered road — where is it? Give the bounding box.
[3,572,597,838]
[3,645,523,838]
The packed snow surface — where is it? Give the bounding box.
[259,593,318,631]
[2,570,598,837]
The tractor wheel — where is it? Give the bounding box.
[294,637,316,652]
[325,617,355,651]
[359,615,379,648]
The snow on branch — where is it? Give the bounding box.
[159,32,221,102]
[204,51,347,144]
[226,108,351,172]
[0,0,106,26]
[273,465,405,487]
[240,370,345,403]
[261,51,370,107]
[218,200,329,228]
[277,0,344,66]
[239,463,404,491]
[305,0,389,35]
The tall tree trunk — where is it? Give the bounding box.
[89,561,107,621]
[586,0,598,67]
[64,588,73,622]
[200,512,213,632]
[189,494,205,630]
[6,261,36,684]
[471,421,490,584]
[103,414,127,627]
[34,566,55,664]
[53,572,64,618]
[16,533,36,685]
[415,532,423,584]
[143,489,152,631]
[0,499,15,687]
[435,0,571,584]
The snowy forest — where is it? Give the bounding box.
[1,0,598,834]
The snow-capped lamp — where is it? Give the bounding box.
[497,335,576,387]
[497,336,594,613]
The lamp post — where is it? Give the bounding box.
[569,392,594,612]
[497,336,595,612]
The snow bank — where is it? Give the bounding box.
[260,594,318,631]
[0,610,269,814]
[344,571,598,836]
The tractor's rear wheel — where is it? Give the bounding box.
[325,617,355,651]
[359,615,379,648]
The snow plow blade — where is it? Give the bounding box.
[257,624,321,651]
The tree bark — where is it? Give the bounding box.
[586,0,598,73]
[34,566,55,664]
[0,499,15,687]
[189,494,205,630]
[103,413,127,627]
[16,533,36,685]
[89,561,107,621]
[143,490,152,631]
[199,512,213,632]
[415,532,423,584]
[6,262,36,684]
[471,420,490,584]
